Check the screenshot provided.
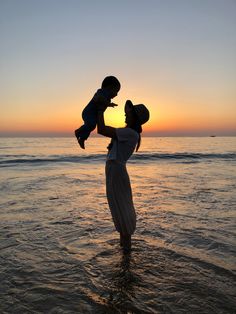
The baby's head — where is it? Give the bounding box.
[101,76,121,98]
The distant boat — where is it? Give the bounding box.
[210,135,216,137]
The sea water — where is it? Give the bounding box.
[0,137,235,313]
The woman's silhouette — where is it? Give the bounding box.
[97,100,149,253]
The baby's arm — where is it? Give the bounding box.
[93,92,118,108]
[93,93,109,107]
[107,102,118,107]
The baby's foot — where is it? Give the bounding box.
[74,128,80,140]
[78,138,85,149]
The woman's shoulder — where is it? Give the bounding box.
[116,127,139,142]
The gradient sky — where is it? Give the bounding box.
[0,0,236,136]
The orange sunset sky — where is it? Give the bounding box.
[0,0,236,137]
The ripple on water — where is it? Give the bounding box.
[72,238,236,313]
[1,218,236,313]
[1,137,236,313]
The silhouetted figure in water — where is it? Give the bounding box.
[97,99,149,253]
[75,76,120,149]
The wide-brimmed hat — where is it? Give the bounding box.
[125,100,150,125]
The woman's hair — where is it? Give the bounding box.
[130,121,142,152]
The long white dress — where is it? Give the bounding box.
[105,128,139,235]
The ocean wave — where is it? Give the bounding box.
[0,152,235,166]
[134,152,236,160]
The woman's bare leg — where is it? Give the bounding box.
[120,233,131,253]
[120,233,124,247]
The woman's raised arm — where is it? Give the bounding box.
[97,110,117,139]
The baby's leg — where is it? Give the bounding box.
[78,120,97,140]
[75,119,97,149]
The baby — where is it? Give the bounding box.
[75,76,121,149]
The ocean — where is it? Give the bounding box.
[0,136,235,313]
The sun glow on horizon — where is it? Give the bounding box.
[1,88,236,136]
[0,1,236,137]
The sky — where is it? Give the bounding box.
[0,0,236,136]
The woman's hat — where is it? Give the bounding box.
[125,100,150,125]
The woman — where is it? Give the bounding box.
[97,100,150,253]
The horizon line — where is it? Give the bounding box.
[0,133,236,138]
[1,129,236,138]
[0,130,236,138]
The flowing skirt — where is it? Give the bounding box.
[105,160,136,235]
